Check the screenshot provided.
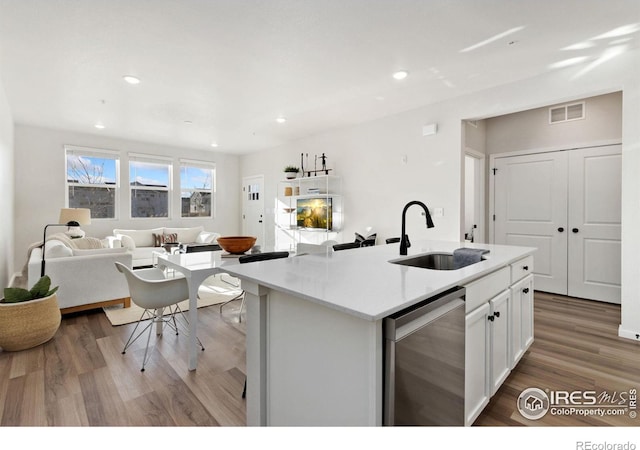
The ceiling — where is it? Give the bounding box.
[1,0,638,155]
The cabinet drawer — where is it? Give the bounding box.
[510,255,534,284]
[464,267,510,313]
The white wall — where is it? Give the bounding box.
[485,91,622,154]
[240,48,640,340]
[0,80,14,289]
[241,106,461,248]
[13,125,241,271]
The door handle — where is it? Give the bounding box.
[572,228,579,233]
[258,220,263,223]
[523,288,530,294]
[557,227,564,232]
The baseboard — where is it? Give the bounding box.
[9,271,23,288]
[617,325,640,341]
[61,297,131,315]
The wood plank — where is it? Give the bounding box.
[474,292,640,426]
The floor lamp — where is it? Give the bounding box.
[41,208,92,277]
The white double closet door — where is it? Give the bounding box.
[493,144,621,304]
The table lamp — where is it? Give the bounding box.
[41,208,92,276]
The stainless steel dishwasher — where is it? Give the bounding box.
[383,286,465,426]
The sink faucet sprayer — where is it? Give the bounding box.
[400,200,434,255]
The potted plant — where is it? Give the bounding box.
[284,165,300,179]
[0,275,61,351]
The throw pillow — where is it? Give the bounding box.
[44,240,73,258]
[163,233,178,244]
[117,234,136,250]
[153,232,179,246]
[355,232,377,243]
[196,231,220,244]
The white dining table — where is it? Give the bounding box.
[155,250,241,370]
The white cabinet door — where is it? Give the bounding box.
[465,302,490,427]
[494,152,568,294]
[521,275,535,350]
[568,146,621,303]
[489,290,510,396]
[509,278,524,368]
[510,274,534,368]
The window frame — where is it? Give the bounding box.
[129,153,173,219]
[179,159,216,219]
[65,145,120,220]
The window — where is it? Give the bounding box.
[129,154,171,218]
[65,146,118,219]
[180,160,215,218]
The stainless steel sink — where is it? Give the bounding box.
[389,252,484,270]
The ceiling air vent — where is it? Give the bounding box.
[549,102,585,124]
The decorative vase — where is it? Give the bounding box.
[0,293,61,351]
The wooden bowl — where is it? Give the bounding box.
[217,236,257,254]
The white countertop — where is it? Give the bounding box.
[223,240,536,321]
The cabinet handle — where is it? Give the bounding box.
[522,265,529,271]
[523,288,530,294]
[572,228,579,233]
[558,227,564,232]
[494,311,501,318]
[488,315,495,322]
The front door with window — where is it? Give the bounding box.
[242,175,265,246]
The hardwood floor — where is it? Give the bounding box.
[0,298,248,426]
[475,291,640,426]
[0,291,638,427]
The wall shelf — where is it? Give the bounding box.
[275,174,342,251]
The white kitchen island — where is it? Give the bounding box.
[223,240,536,426]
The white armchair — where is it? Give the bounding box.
[28,246,133,314]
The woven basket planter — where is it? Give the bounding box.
[0,293,61,351]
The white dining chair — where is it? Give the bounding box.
[115,262,204,371]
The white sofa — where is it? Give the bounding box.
[27,237,133,313]
[108,226,220,267]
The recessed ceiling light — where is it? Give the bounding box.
[211,142,218,148]
[123,75,140,85]
[184,120,193,125]
[276,116,287,123]
[392,70,409,80]
[94,123,105,129]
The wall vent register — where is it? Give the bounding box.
[549,102,585,124]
